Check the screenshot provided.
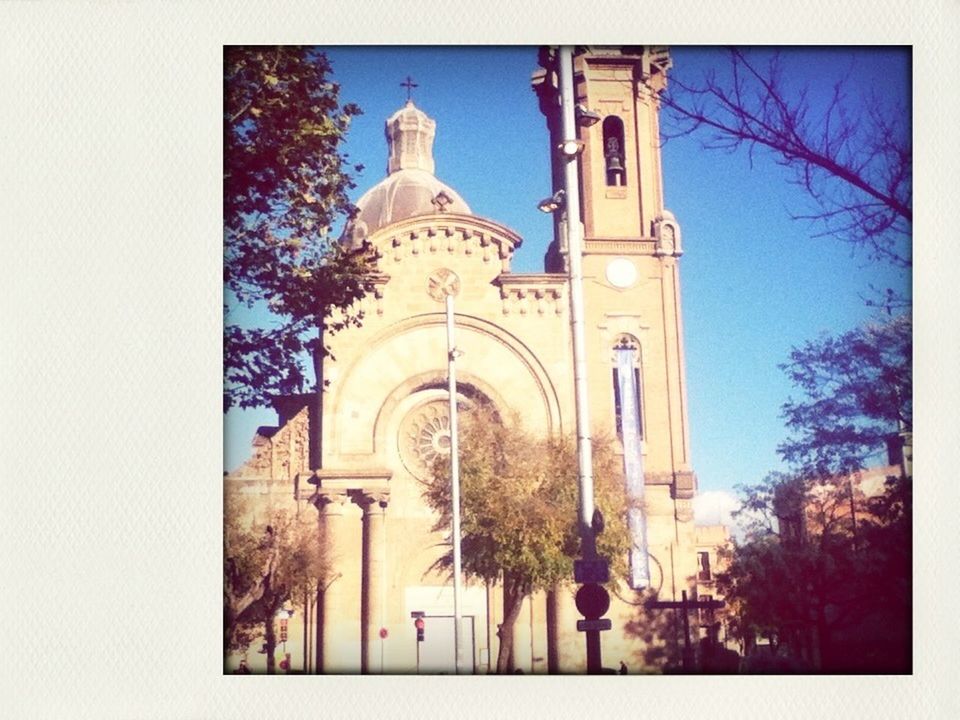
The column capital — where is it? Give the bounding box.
[310,489,351,515]
[351,487,390,513]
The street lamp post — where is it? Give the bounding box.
[557,45,609,674]
[446,290,464,675]
[429,267,465,675]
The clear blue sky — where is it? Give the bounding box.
[225,46,911,507]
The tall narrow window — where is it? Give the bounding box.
[698,551,712,581]
[602,116,626,187]
[612,335,643,440]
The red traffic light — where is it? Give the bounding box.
[414,617,424,631]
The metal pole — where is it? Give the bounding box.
[381,501,387,673]
[558,45,595,558]
[446,292,464,675]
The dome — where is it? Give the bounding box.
[345,100,471,245]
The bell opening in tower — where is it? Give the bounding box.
[602,115,626,187]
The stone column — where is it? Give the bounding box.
[313,489,351,674]
[356,490,389,674]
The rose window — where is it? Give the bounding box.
[398,399,475,479]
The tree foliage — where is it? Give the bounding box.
[423,407,630,673]
[720,313,912,672]
[778,313,911,477]
[720,470,911,672]
[662,48,911,268]
[224,46,376,411]
[223,491,325,673]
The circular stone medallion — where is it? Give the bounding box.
[426,268,461,302]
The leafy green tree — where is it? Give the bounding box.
[719,314,912,672]
[224,46,376,411]
[721,469,910,672]
[423,408,630,673]
[224,492,325,673]
[778,313,911,477]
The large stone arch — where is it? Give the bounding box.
[327,312,564,462]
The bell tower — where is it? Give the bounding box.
[533,46,680,264]
[533,47,696,600]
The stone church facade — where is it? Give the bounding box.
[227,47,708,674]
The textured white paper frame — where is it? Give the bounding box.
[0,1,956,718]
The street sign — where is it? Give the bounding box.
[577,619,612,632]
[575,583,611,619]
[574,558,609,584]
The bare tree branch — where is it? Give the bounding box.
[661,48,911,267]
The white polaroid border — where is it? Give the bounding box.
[0,2,955,719]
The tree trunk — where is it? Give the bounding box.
[495,576,526,674]
[264,610,277,674]
[310,323,325,470]
[814,604,830,671]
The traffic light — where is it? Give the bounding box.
[415,616,425,642]
[279,618,288,643]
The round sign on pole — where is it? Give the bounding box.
[575,583,611,620]
[379,627,389,639]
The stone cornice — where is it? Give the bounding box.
[297,469,394,506]
[366,213,523,268]
[494,272,567,286]
[304,468,393,489]
[493,273,567,316]
[583,237,657,256]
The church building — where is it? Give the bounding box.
[227,46,711,674]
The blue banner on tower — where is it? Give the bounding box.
[616,347,650,589]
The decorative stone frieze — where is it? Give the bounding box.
[494,274,565,316]
[367,214,521,273]
[583,238,658,256]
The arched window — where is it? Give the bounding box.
[602,116,626,187]
[612,335,643,440]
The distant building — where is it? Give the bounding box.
[775,457,908,546]
[768,436,912,671]
[694,525,735,650]
[227,47,720,674]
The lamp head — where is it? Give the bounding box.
[537,189,565,214]
[575,104,601,127]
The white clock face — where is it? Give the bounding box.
[605,258,637,288]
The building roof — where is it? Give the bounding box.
[345,100,471,246]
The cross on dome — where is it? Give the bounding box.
[400,75,418,102]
